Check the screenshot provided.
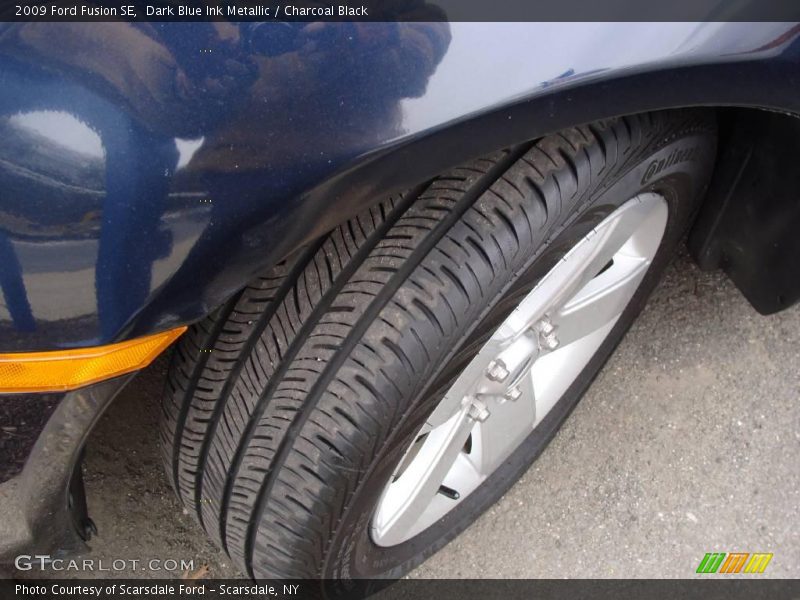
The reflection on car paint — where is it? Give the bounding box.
[0,21,797,351]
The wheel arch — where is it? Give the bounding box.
[234,64,800,321]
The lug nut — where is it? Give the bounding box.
[486,359,510,382]
[541,332,560,350]
[535,317,560,351]
[538,318,555,335]
[468,402,490,423]
[504,387,522,402]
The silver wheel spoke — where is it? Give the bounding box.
[425,338,505,430]
[549,196,667,347]
[505,196,663,343]
[372,404,478,546]
[371,194,668,547]
[552,253,649,347]
[469,375,536,476]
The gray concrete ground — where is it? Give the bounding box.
[75,250,799,579]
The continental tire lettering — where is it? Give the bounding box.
[641,146,699,185]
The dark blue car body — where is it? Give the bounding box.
[0,20,799,562]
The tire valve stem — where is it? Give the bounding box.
[438,485,461,500]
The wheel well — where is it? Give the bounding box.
[180,104,800,331]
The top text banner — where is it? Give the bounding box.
[1,0,799,22]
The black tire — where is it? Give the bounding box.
[161,110,716,582]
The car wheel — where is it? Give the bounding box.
[161,110,716,583]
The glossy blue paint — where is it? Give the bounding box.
[0,22,798,351]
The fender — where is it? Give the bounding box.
[0,22,799,351]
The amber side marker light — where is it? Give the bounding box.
[0,327,187,393]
